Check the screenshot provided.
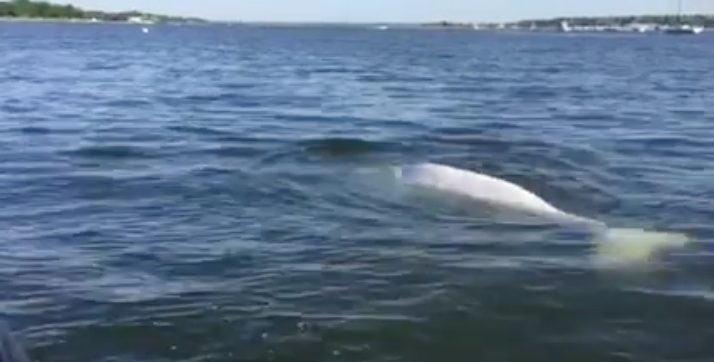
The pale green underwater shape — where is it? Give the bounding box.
[591,227,692,266]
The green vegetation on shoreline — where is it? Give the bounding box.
[0,0,207,23]
[512,14,714,28]
[425,14,714,29]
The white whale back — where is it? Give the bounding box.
[398,163,573,220]
[383,162,692,266]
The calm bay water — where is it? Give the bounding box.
[1,22,713,362]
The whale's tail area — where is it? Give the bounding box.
[537,212,693,266]
[589,227,692,267]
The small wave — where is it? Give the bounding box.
[13,126,51,135]
[613,134,710,147]
[167,125,288,146]
[421,127,555,150]
[255,137,403,170]
[612,134,713,160]
[167,125,237,138]
[199,145,269,159]
[62,144,158,161]
[217,82,258,91]
[628,285,714,302]
[296,137,394,158]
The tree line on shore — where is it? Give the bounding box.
[0,0,206,23]
[516,14,714,28]
[426,14,713,29]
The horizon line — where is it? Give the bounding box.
[206,12,714,24]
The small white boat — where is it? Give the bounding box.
[663,24,704,35]
[558,20,571,32]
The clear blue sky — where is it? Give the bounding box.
[67,0,714,23]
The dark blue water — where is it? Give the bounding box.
[1,22,713,362]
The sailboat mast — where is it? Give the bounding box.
[663,0,702,34]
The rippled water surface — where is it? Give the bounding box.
[1,22,713,362]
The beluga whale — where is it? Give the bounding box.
[391,162,691,266]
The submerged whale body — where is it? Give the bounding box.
[392,162,691,265]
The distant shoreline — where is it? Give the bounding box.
[2,13,713,31]
[0,0,207,24]
[0,16,207,25]
[0,17,155,25]
[0,16,100,22]
[191,13,714,29]
[1,0,712,28]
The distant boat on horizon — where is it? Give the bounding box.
[663,24,704,35]
[558,20,571,32]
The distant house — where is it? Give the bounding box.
[127,15,156,23]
